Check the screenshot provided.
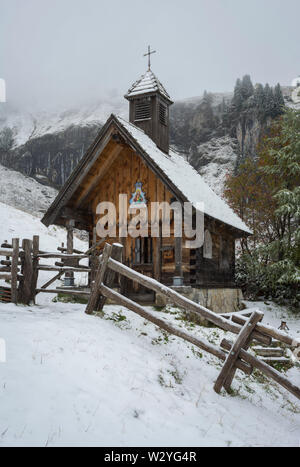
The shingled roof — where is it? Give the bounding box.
[125,69,172,102]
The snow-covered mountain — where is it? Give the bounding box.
[0,87,296,149]
[0,98,127,148]
[0,93,238,191]
[0,84,297,202]
[0,99,126,188]
[0,164,57,215]
[192,136,238,197]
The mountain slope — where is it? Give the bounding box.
[0,201,88,291]
[0,99,127,147]
[0,94,238,190]
[0,85,296,194]
[0,164,57,215]
[0,99,127,187]
[189,136,238,197]
[0,201,85,251]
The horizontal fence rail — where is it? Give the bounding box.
[106,257,272,345]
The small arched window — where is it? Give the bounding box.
[203,229,212,259]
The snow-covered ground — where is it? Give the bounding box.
[0,201,85,253]
[244,301,300,335]
[0,299,299,447]
[0,202,299,447]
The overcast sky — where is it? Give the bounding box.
[0,0,299,110]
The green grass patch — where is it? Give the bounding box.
[52,293,88,305]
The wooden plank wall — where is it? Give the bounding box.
[195,218,236,287]
[77,144,190,284]
[68,141,236,288]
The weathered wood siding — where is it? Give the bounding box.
[195,219,235,287]
[71,142,190,286]
[67,139,236,289]
[129,95,170,154]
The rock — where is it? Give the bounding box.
[156,286,244,317]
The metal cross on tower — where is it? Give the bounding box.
[143,45,156,70]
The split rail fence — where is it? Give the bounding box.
[0,237,299,400]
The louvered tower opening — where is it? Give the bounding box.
[159,103,167,126]
[135,99,151,121]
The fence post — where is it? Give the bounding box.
[89,227,97,286]
[31,235,39,303]
[214,311,263,394]
[85,243,112,315]
[65,220,75,285]
[19,239,33,305]
[119,237,127,296]
[11,238,19,304]
[96,243,123,312]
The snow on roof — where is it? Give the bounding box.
[117,116,252,234]
[125,69,172,101]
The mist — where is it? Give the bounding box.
[0,0,299,111]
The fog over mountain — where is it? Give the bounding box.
[0,0,299,205]
[0,80,296,199]
[1,0,299,111]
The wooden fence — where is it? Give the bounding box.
[0,237,299,400]
[0,238,35,304]
[0,236,93,304]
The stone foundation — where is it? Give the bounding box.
[156,286,244,315]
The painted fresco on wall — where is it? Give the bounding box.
[129,182,147,209]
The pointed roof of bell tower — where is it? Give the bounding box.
[125,69,172,103]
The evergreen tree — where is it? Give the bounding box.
[261,109,300,301]
[232,78,244,111]
[197,90,217,141]
[220,97,229,129]
[0,127,14,152]
[273,83,285,115]
[220,96,226,113]
[240,74,254,101]
[224,110,300,308]
[253,83,265,117]
[202,90,213,106]
[263,83,275,117]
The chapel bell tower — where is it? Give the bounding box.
[125,46,173,154]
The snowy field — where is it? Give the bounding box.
[0,299,299,447]
[0,202,299,446]
[0,200,86,257]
